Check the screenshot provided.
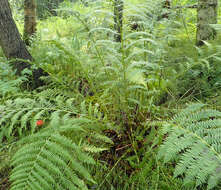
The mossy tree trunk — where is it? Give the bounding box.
[196,0,217,46]
[0,0,46,88]
[24,0,37,45]
[114,0,123,42]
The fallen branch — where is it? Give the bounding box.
[172,3,217,9]
[172,4,198,9]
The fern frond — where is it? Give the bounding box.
[10,125,96,190]
[0,94,79,142]
[159,103,221,189]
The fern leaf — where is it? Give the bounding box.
[159,103,221,190]
[7,109,28,139]
[20,108,40,136]
[30,109,47,133]
[10,128,96,190]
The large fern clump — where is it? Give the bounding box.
[7,96,113,190]
[159,103,221,189]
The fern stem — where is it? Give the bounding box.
[97,150,129,189]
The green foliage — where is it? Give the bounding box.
[89,120,183,190]
[5,90,113,189]
[0,92,76,142]
[10,120,97,190]
[0,86,114,143]
[0,61,24,98]
[159,103,221,189]
[28,0,172,122]
[5,0,221,189]
[167,41,221,99]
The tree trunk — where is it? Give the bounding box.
[0,0,46,88]
[114,0,123,42]
[24,0,37,45]
[196,0,217,46]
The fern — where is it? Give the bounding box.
[0,94,79,142]
[4,90,113,190]
[10,120,98,190]
[159,103,221,190]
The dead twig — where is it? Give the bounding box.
[172,3,217,9]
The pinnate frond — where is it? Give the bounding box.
[10,123,98,190]
[159,103,221,190]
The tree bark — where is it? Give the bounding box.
[0,0,46,88]
[24,0,37,45]
[196,0,218,46]
[114,0,123,42]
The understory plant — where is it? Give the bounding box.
[159,103,221,190]
[9,117,112,190]
[0,89,113,189]
[3,0,221,189]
